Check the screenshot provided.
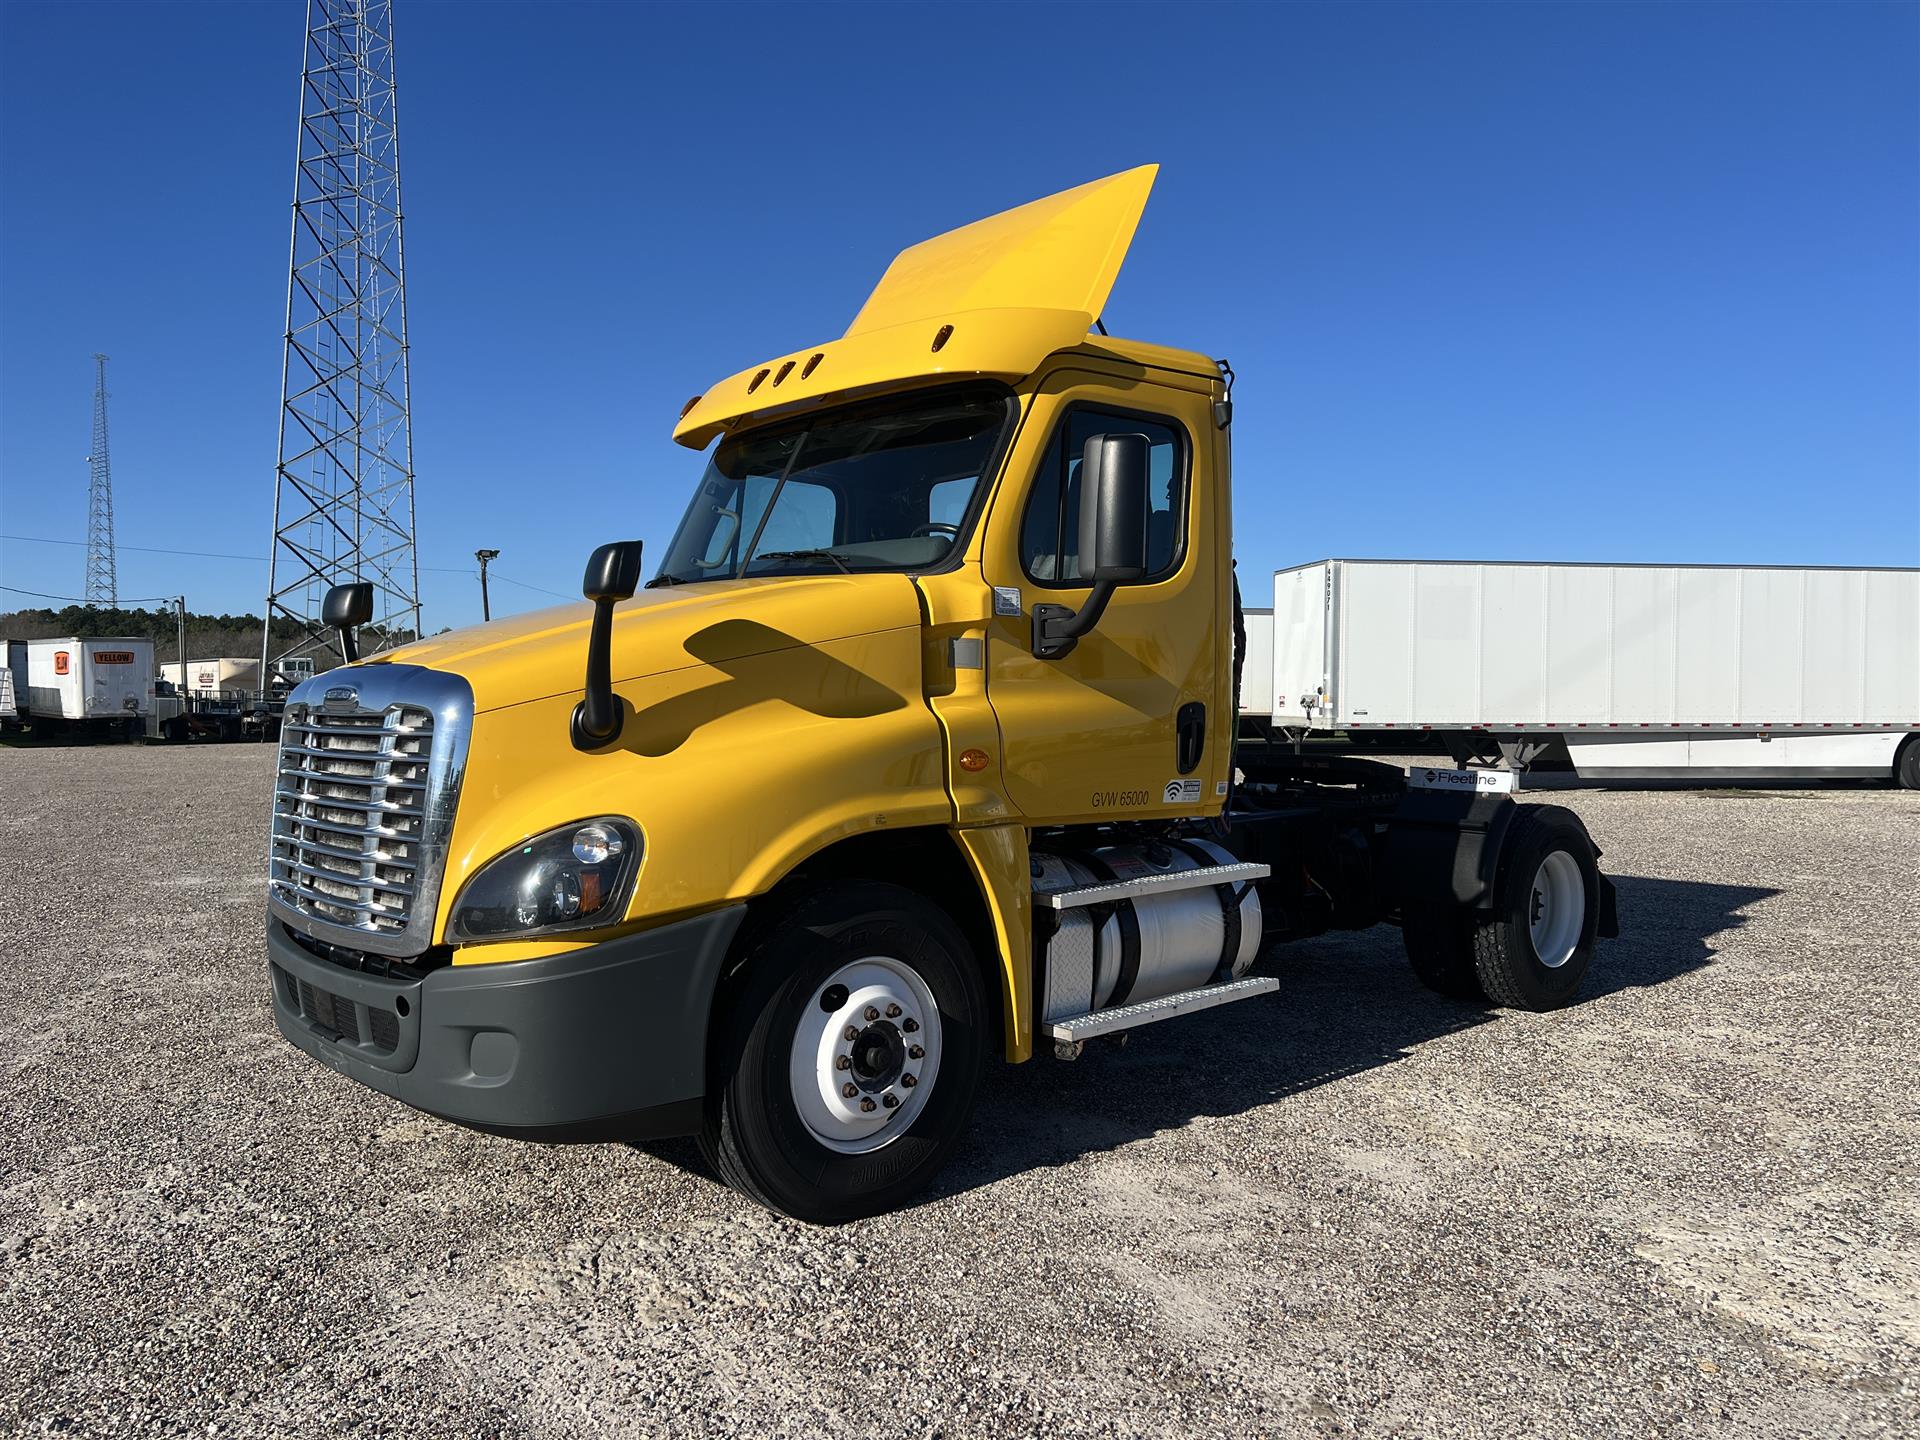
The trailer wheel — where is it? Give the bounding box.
[1401,908,1484,1001]
[1896,735,1920,790]
[700,881,988,1223]
[1472,806,1599,1010]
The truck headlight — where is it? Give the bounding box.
[447,818,642,942]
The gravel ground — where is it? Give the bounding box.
[2,742,1916,1439]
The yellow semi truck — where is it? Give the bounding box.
[265,167,1618,1221]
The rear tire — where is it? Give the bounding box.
[1471,806,1600,1010]
[1896,735,1920,790]
[700,881,988,1223]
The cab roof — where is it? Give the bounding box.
[672,166,1218,449]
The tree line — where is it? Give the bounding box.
[0,605,422,671]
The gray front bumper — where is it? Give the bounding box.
[266,906,745,1141]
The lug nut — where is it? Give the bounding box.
[860,1097,877,1113]
[902,1018,919,1033]
[835,1055,851,1071]
[900,1073,917,1088]
[841,1082,858,1098]
[908,1044,924,1060]
[881,1093,899,1109]
[885,1003,902,1018]
[842,1025,859,1042]
[863,1005,880,1022]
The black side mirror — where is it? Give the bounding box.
[1031,433,1152,660]
[1079,433,1151,582]
[322,581,374,663]
[571,540,643,751]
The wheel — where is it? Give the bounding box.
[1471,806,1600,1010]
[700,881,989,1223]
[1402,906,1484,1001]
[1896,735,1920,790]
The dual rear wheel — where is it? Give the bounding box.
[1403,805,1602,1010]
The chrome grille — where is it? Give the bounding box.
[266,666,472,956]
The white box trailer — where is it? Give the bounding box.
[1268,561,1920,785]
[1237,608,1273,716]
[20,637,154,736]
[159,656,261,696]
[0,641,20,720]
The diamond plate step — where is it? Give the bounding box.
[1036,862,1269,911]
[1043,976,1279,1043]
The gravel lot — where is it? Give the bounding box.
[2,742,1916,1439]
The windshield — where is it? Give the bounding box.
[653,385,1014,585]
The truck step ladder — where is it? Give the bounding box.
[1044,975,1279,1052]
[1036,861,1269,911]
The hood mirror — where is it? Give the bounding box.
[322,581,374,663]
[571,540,644,752]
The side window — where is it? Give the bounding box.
[1020,409,1186,585]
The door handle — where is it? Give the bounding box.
[1176,701,1206,775]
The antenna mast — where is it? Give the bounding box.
[85,354,118,607]
[264,0,420,676]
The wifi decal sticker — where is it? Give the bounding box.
[1163,779,1203,803]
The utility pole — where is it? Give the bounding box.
[85,354,118,607]
[175,596,188,723]
[475,548,499,621]
[262,0,421,681]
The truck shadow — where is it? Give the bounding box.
[930,873,1779,1202]
[637,875,1777,1207]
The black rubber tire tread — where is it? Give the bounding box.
[698,880,988,1224]
[1896,735,1920,790]
[1401,905,1485,1001]
[1471,805,1600,1011]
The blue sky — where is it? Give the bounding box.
[1,0,1914,627]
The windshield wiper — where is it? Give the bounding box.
[644,573,690,588]
[753,549,853,573]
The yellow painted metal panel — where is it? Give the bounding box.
[379,574,918,716]
[953,824,1034,1062]
[972,363,1234,825]
[672,307,1087,450]
[847,165,1158,336]
[428,580,952,958]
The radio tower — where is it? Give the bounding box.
[84,354,118,607]
[263,0,420,676]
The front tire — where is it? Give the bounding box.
[700,881,988,1223]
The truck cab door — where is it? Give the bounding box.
[976,366,1230,825]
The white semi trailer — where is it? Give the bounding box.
[13,637,155,739]
[159,656,261,696]
[1262,560,1920,787]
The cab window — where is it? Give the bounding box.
[1019,409,1187,585]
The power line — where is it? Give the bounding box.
[1,583,175,605]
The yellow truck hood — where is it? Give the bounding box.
[368,574,926,714]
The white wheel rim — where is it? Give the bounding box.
[789,957,942,1155]
[1528,850,1586,969]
